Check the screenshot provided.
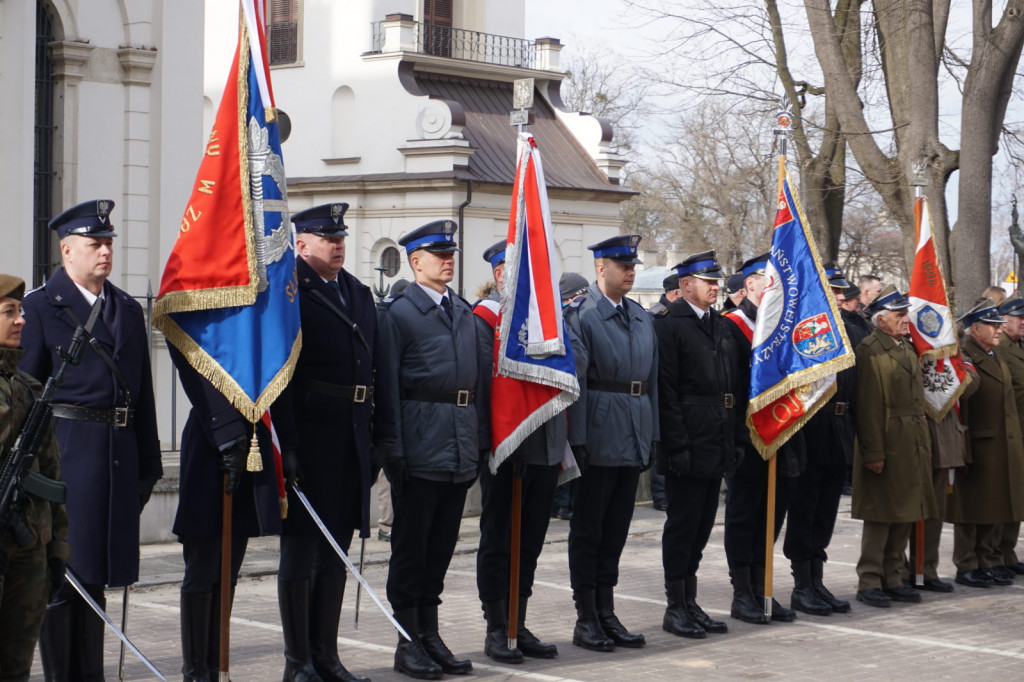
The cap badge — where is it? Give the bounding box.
[97,200,111,223]
[331,203,344,224]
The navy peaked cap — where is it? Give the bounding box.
[588,234,642,264]
[49,199,117,239]
[483,240,507,268]
[291,202,350,236]
[399,220,460,254]
[675,250,723,281]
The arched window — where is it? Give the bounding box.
[380,246,401,277]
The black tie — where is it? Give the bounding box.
[101,296,116,329]
[441,296,453,320]
[327,279,345,308]
[616,304,629,328]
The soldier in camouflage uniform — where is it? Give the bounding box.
[0,274,70,681]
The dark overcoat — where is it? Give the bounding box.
[20,267,161,587]
[169,345,286,538]
[852,328,936,523]
[653,297,743,479]
[567,286,659,468]
[376,283,488,480]
[946,337,1024,524]
[277,258,394,539]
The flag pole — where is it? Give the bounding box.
[763,100,791,619]
[910,166,927,588]
[219,473,232,681]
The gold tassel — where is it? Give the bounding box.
[246,432,263,472]
[265,106,277,123]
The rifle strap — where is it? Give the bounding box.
[310,288,371,354]
[64,301,133,407]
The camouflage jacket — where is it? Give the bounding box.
[0,347,70,560]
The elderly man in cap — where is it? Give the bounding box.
[994,293,1024,578]
[20,200,162,678]
[377,220,488,679]
[565,234,658,652]
[269,202,391,682]
[0,274,70,681]
[473,240,564,664]
[783,263,867,616]
[721,253,801,624]
[654,250,744,639]
[947,299,1024,587]
[857,275,882,313]
[852,285,936,607]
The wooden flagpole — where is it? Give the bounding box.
[219,474,232,681]
[507,460,524,649]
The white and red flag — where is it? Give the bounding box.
[907,195,971,419]
[490,134,580,473]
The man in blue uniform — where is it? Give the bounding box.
[20,200,162,680]
[655,250,743,640]
[378,220,488,680]
[473,240,563,664]
[566,234,658,652]
[273,203,392,682]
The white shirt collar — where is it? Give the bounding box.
[416,281,447,307]
[72,280,103,307]
[685,298,708,320]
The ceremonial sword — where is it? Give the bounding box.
[292,483,410,641]
[65,570,167,681]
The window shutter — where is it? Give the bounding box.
[268,0,298,65]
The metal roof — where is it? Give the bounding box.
[415,73,630,193]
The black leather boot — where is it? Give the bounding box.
[208,583,236,677]
[790,561,832,616]
[309,573,369,682]
[811,559,851,613]
[77,584,107,681]
[181,591,213,682]
[39,598,73,681]
[663,579,705,639]
[516,596,557,658]
[482,599,523,663]
[571,590,614,652]
[685,576,727,634]
[418,604,472,674]
[393,609,442,680]
[729,568,769,625]
[595,585,645,648]
[278,578,323,682]
[752,566,796,622]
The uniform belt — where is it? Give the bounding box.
[51,403,134,427]
[681,394,735,408]
[401,388,475,406]
[887,406,924,418]
[303,379,373,403]
[588,379,649,396]
[831,401,849,416]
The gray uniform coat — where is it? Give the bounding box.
[377,283,488,481]
[567,285,658,467]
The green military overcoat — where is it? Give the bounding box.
[852,328,936,523]
[946,336,1024,524]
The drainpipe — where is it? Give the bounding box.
[457,180,472,297]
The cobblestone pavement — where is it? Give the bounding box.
[32,496,1024,680]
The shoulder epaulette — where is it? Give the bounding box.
[654,307,669,318]
[377,291,405,311]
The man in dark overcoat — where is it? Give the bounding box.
[20,200,162,679]
[378,220,489,680]
[273,203,392,682]
[852,285,936,607]
[993,293,1024,579]
[654,251,743,640]
[947,300,1024,587]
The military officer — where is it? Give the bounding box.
[654,250,743,639]
[0,275,70,681]
[378,220,488,679]
[784,263,866,615]
[947,299,1024,587]
[272,202,391,682]
[473,240,563,664]
[20,200,162,679]
[645,274,680,513]
[852,285,936,607]
[995,293,1024,578]
[566,234,657,652]
[721,253,800,624]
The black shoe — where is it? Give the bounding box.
[516,597,558,658]
[882,585,922,603]
[790,562,832,616]
[955,570,994,588]
[652,500,668,512]
[855,589,891,608]
[394,639,443,680]
[811,560,851,614]
[917,578,954,593]
[981,567,1014,586]
[377,528,391,542]
[663,604,706,639]
[684,576,727,634]
[481,600,523,664]
[988,565,1017,581]
[595,586,645,648]
[768,597,797,622]
[572,590,615,652]
[309,573,369,682]
[1008,562,1024,576]
[556,507,573,521]
[729,569,769,625]
[419,632,472,674]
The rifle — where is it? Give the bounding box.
[0,302,99,544]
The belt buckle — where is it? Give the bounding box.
[630,381,643,397]
[114,407,129,428]
[456,390,470,407]
[353,385,368,403]
[723,393,735,409]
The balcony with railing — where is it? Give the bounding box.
[369,15,562,72]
